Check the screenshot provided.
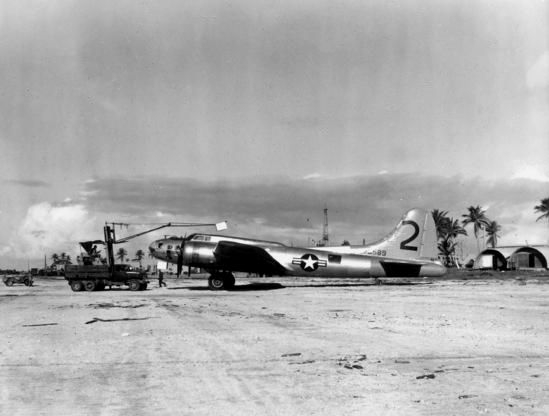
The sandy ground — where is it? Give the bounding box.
[1,273,549,416]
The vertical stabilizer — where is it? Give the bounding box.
[360,208,438,260]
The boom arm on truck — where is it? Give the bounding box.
[103,221,228,272]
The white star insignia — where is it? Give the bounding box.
[302,255,317,270]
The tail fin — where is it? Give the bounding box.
[362,208,438,260]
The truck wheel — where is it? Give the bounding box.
[128,280,140,291]
[70,281,83,292]
[24,279,31,286]
[84,281,96,291]
[5,278,14,286]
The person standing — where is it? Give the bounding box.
[158,270,167,288]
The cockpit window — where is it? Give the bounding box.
[157,243,163,248]
[167,245,173,250]
[192,235,205,241]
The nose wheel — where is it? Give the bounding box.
[208,272,235,290]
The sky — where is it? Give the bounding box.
[1,0,548,269]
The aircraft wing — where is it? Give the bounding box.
[213,241,287,275]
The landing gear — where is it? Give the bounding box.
[208,272,235,291]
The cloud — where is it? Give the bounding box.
[81,174,547,251]
[3,173,546,266]
[2,202,100,259]
[6,179,49,188]
[511,165,549,182]
[527,51,549,90]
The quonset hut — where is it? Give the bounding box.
[474,245,549,270]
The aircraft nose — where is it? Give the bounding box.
[148,242,157,255]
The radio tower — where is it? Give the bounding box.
[322,205,329,246]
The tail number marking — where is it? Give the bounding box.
[399,220,419,251]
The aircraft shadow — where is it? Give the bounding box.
[185,282,286,292]
[168,280,425,292]
[285,281,425,288]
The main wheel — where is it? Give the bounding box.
[84,280,96,291]
[4,278,14,286]
[128,280,141,291]
[24,279,31,286]
[70,281,84,292]
[208,275,225,290]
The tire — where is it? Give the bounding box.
[5,279,14,287]
[128,280,140,291]
[70,281,84,292]
[208,275,225,290]
[24,279,30,286]
[84,280,96,291]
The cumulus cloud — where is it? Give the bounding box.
[4,202,100,259]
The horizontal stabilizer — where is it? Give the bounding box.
[380,261,422,277]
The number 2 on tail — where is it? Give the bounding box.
[399,220,419,251]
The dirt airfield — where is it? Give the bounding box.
[1,271,549,416]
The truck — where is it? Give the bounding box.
[65,263,149,292]
[65,223,151,292]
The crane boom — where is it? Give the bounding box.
[103,221,227,272]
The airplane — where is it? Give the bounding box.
[148,208,446,290]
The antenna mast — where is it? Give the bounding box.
[322,204,329,246]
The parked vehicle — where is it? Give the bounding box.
[3,274,33,287]
[65,264,148,292]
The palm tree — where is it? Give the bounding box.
[116,247,128,263]
[485,221,501,248]
[462,206,490,252]
[534,198,549,223]
[432,209,450,240]
[432,212,467,267]
[444,218,468,240]
[438,237,458,267]
[134,249,145,268]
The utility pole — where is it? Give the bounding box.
[322,204,329,246]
